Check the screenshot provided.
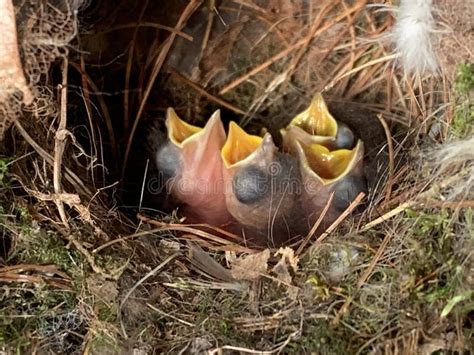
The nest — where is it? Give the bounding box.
[0,0,472,353]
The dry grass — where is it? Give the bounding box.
[0,0,472,353]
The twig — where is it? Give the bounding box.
[305,192,365,257]
[285,2,335,78]
[325,53,399,91]
[417,199,474,209]
[138,214,243,242]
[201,0,215,52]
[363,10,408,112]
[377,114,395,203]
[119,254,178,338]
[94,216,254,254]
[208,330,299,354]
[138,159,149,211]
[219,0,366,95]
[69,62,118,169]
[360,201,415,232]
[147,303,194,327]
[97,21,193,41]
[124,0,149,133]
[13,120,92,196]
[57,228,120,280]
[296,192,334,256]
[53,57,70,226]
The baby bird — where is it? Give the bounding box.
[293,140,366,227]
[153,93,367,247]
[281,94,367,228]
[282,93,355,150]
[154,108,233,225]
[221,122,300,246]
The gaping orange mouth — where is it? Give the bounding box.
[287,93,338,138]
[297,140,363,184]
[221,122,263,167]
[166,108,202,146]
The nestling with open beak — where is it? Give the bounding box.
[221,122,301,246]
[155,108,233,225]
[281,94,367,228]
[281,93,356,150]
[153,93,367,247]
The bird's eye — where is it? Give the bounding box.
[232,166,269,204]
[333,176,367,211]
[334,122,355,149]
[155,142,181,179]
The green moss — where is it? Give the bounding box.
[0,283,80,352]
[191,288,251,341]
[287,319,358,353]
[0,157,12,187]
[452,63,473,137]
[89,329,119,355]
[455,63,474,95]
[403,208,472,317]
[8,224,84,279]
[97,302,117,323]
[0,191,86,351]
[0,320,31,354]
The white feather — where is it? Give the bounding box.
[392,0,438,74]
[427,137,474,199]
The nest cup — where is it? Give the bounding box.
[1,0,470,353]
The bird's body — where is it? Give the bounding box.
[221,123,301,246]
[281,94,367,229]
[155,109,233,226]
[152,94,368,247]
[294,140,366,229]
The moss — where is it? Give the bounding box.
[454,63,474,95]
[7,223,84,279]
[0,321,31,355]
[89,329,119,355]
[0,176,87,351]
[452,63,473,137]
[97,302,117,322]
[0,157,12,187]
[403,208,472,318]
[0,282,81,352]
[287,319,358,353]
[190,288,254,343]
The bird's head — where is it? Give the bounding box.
[282,93,355,151]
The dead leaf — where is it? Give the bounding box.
[230,249,270,281]
[188,243,235,282]
[86,275,118,305]
[159,239,181,253]
[271,248,300,299]
[271,247,299,285]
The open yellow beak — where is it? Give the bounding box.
[288,93,338,138]
[162,108,231,225]
[297,141,363,185]
[166,108,203,147]
[221,122,263,168]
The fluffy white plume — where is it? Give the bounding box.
[427,137,474,200]
[392,0,438,74]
